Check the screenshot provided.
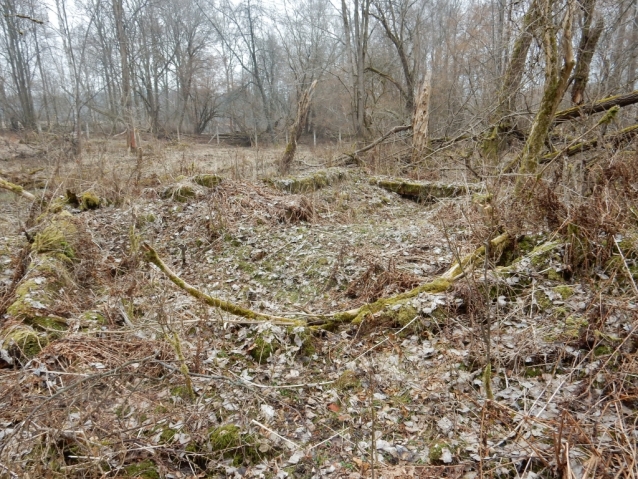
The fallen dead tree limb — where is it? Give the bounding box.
[142,243,302,326]
[554,89,638,123]
[0,176,36,201]
[334,125,412,165]
[143,234,511,328]
[540,122,638,164]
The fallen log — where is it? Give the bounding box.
[370,177,481,202]
[265,168,348,194]
[143,233,511,328]
[554,89,638,123]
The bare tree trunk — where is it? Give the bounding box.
[517,0,575,182]
[481,0,540,159]
[280,81,317,174]
[625,0,638,89]
[113,0,136,150]
[571,0,604,104]
[412,72,432,163]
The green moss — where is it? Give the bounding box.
[161,184,196,202]
[528,241,562,267]
[391,305,419,326]
[524,367,543,378]
[170,385,192,400]
[0,324,48,360]
[32,218,77,262]
[371,178,471,202]
[429,442,450,463]
[159,428,177,444]
[6,257,73,327]
[193,174,222,188]
[335,370,360,391]
[546,268,563,281]
[594,345,613,357]
[552,285,574,300]
[124,460,159,479]
[79,191,100,210]
[563,315,587,338]
[80,311,107,325]
[534,291,552,310]
[267,169,348,193]
[250,334,278,364]
[208,424,259,465]
[31,316,67,331]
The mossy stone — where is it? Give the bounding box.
[250,335,278,364]
[32,218,77,262]
[1,324,49,361]
[429,442,450,463]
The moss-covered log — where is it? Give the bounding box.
[540,122,638,163]
[143,243,302,326]
[143,234,511,328]
[266,168,348,194]
[370,177,480,202]
[0,176,36,201]
[1,210,101,365]
[555,89,638,123]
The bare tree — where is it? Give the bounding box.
[517,0,575,180]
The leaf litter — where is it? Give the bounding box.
[0,162,636,478]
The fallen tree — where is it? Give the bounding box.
[143,233,511,329]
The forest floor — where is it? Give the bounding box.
[0,134,636,479]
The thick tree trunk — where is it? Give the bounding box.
[481,0,540,159]
[571,0,604,105]
[280,81,317,174]
[517,0,575,182]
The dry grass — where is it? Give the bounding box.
[0,133,637,478]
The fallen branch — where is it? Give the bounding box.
[142,243,302,325]
[0,176,36,201]
[143,233,511,327]
[554,89,638,123]
[334,125,412,165]
[540,122,638,164]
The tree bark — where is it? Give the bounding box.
[481,0,540,159]
[571,0,604,105]
[280,81,317,174]
[555,89,638,122]
[517,0,575,182]
[113,0,136,150]
[412,72,432,163]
